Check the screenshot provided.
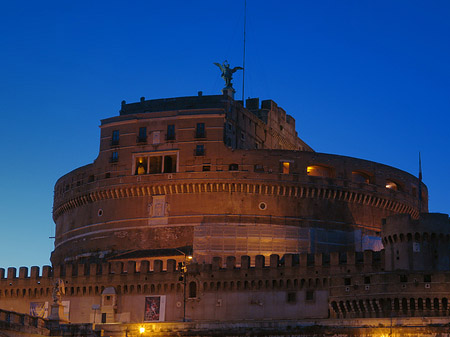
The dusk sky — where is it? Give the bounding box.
[1,1,449,268]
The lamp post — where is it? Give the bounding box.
[175,248,192,322]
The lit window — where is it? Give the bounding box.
[282,162,290,174]
[112,130,120,146]
[307,165,333,178]
[167,124,175,140]
[134,152,178,175]
[138,127,147,143]
[386,180,398,190]
[196,123,205,138]
[135,157,147,175]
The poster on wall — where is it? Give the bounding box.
[29,301,70,320]
[30,302,48,318]
[144,296,166,322]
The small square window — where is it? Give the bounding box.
[254,164,264,172]
[424,275,431,283]
[229,163,239,171]
[364,276,371,284]
[305,290,314,301]
[287,292,296,303]
[400,275,408,283]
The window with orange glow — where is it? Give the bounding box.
[282,162,290,174]
[307,165,333,178]
[386,180,398,190]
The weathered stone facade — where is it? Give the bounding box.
[2,92,449,336]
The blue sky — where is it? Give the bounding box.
[0,1,449,268]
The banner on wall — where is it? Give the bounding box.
[30,302,48,318]
[29,301,70,320]
[144,296,166,322]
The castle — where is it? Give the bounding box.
[1,85,450,336]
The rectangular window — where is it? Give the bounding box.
[167,124,175,140]
[134,152,178,175]
[254,164,264,172]
[111,151,118,163]
[163,155,177,173]
[287,292,296,304]
[424,275,431,283]
[344,277,351,286]
[195,145,205,156]
[149,156,162,174]
[282,161,290,174]
[400,275,408,283]
[196,123,205,138]
[202,165,211,171]
[138,127,147,143]
[305,290,314,301]
[112,130,120,146]
[364,276,371,284]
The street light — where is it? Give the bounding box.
[175,248,192,322]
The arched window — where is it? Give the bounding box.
[386,180,402,191]
[307,165,333,178]
[188,281,197,298]
[352,171,370,184]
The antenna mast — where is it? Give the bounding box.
[242,0,247,104]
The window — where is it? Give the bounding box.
[287,292,296,303]
[149,156,162,173]
[281,161,290,174]
[138,127,147,143]
[229,163,239,171]
[202,165,211,171]
[352,171,370,184]
[195,145,205,156]
[307,165,333,178]
[254,164,264,172]
[167,124,175,140]
[305,290,314,301]
[136,157,147,175]
[111,130,120,146]
[424,275,431,283]
[134,152,178,175]
[386,180,398,190]
[400,275,408,283]
[111,151,118,163]
[188,281,197,298]
[364,276,371,284]
[344,277,351,286]
[163,155,177,173]
[196,123,205,138]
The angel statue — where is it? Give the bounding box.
[52,278,65,304]
[214,61,243,88]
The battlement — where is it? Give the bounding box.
[0,251,383,281]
